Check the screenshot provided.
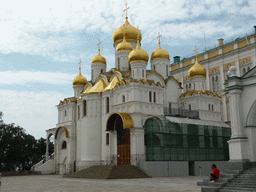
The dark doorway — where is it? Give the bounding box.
[107,113,131,165]
[189,161,195,176]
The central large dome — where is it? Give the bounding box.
[112,17,142,45]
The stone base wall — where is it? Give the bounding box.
[1,171,41,176]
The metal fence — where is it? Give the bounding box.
[145,119,231,161]
[164,107,199,119]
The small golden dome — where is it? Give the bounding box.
[91,50,106,65]
[73,69,87,87]
[151,42,170,60]
[189,57,206,78]
[116,36,133,52]
[113,17,142,44]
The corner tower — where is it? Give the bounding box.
[188,46,207,91]
[91,40,107,83]
[128,28,149,79]
[73,58,87,98]
[150,32,170,79]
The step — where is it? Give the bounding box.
[201,186,220,192]
[220,173,236,178]
[219,189,255,192]
[220,187,256,191]
[223,169,241,174]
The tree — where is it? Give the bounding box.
[0,122,54,171]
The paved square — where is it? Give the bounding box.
[0,175,203,192]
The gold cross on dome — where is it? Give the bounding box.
[123,3,130,18]
[193,45,199,57]
[97,39,101,50]
[78,58,82,68]
[156,32,162,43]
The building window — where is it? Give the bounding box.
[149,91,152,102]
[212,104,214,111]
[202,83,204,89]
[65,110,66,117]
[78,105,80,119]
[122,95,125,102]
[83,100,87,116]
[61,141,67,149]
[169,103,172,113]
[106,133,109,145]
[194,83,195,90]
[166,65,168,77]
[243,68,246,75]
[208,104,211,111]
[133,70,134,78]
[153,92,156,103]
[186,84,188,91]
[142,69,144,78]
[189,83,191,90]
[153,65,155,70]
[212,76,219,92]
[247,67,250,71]
[101,69,103,73]
[189,104,191,111]
[106,97,109,113]
[118,57,120,69]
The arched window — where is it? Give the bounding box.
[133,70,134,78]
[118,57,120,69]
[106,133,109,145]
[247,66,250,72]
[106,97,109,113]
[83,100,87,116]
[193,83,195,90]
[142,69,144,77]
[189,83,191,90]
[153,65,155,70]
[186,84,188,91]
[149,92,152,102]
[243,68,246,75]
[101,69,103,73]
[61,141,67,149]
[166,65,168,77]
[215,76,219,91]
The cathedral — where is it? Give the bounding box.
[34,8,256,177]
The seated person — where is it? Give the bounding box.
[209,164,219,182]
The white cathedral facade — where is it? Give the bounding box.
[34,13,256,176]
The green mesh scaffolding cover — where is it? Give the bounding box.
[145,119,231,161]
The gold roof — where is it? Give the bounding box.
[189,46,206,78]
[91,49,106,65]
[181,90,220,97]
[103,75,121,92]
[112,17,142,44]
[151,42,170,60]
[81,86,91,96]
[73,67,87,87]
[128,29,148,64]
[86,79,107,94]
[106,112,133,130]
[116,34,133,52]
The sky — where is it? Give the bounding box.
[0,0,256,139]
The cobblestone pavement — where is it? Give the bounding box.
[0,175,204,192]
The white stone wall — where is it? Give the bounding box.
[115,51,131,71]
[130,61,147,79]
[91,63,106,83]
[151,59,170,79]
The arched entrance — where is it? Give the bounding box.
[106,113,133,165]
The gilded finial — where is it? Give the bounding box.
[122,25,126,41]
[78,58,82,75]
[123,3,130,19]
[136,26,141,49]
[97,39,101,55]
[193,45,199,63]
[156,32,162,49]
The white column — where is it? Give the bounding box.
[235,59,240,76]
[228,89,246,138]
[206,68,210,90]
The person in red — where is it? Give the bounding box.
[209,164,219,182]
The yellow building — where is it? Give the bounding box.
[170,27,256,122]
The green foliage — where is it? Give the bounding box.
[0,122,54,171]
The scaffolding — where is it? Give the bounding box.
[145,119,231,161]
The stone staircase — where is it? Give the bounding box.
[219,166,256,192]
[198,166,256,192]
[64,165,151,179]
[197,169,241,192]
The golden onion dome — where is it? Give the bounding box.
[116,35,133,52]
[113,17,142,44]
[151,42,170,60]
[73,68,87,87]
[189,57,206,78]
[91,49,106,65]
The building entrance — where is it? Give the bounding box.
[106,113,133,165]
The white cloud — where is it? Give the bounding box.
[0,0,255,60]
[0,70,90,86]
[0,89,68,139]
